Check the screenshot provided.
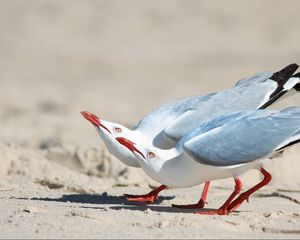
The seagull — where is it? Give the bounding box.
[81,64,300,207]
[115,107,300,215]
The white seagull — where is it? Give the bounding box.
[81,64,300,207]
[115,107,300,215]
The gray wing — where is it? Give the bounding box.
[164,65,298,141]
[136,71,272,135]
[136,65,298,143]
[163,78,278,140]
[177,110,276,146]
[183,107,300,167]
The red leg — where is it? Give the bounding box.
[227,167,272,213]
[195,178,242,215]
[124,185,167,203]
[172,181,211,209]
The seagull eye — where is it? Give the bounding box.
[148,152,156,158]
[114,127,122,133]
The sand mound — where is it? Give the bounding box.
[0,140,156,193]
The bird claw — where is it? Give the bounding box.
[124,193,157,204]
[172,199,206,209]
[194,208,229,215]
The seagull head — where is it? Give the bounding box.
[81,111,141,167]
[81,111,132,136]
[115,136,167,165]
[115,136,178,173]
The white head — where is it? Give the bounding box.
[81,111,140,167]
[115,137,179,173]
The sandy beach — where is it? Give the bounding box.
[0,0,299,238]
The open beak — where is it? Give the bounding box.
[81,111,111,134]
[116,137,145,159]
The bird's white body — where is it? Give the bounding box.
[81,65,300,214]
[118,108,300,189]
[136,149,262,188]
[82,64,299,170]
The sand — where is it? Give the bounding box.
[0,0,299,238]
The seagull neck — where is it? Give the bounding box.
[159,147,181,160]
[137,147,181,176]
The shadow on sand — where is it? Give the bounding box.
[13,192,175,206]
[11,192,225,213]
[13,192,231,214]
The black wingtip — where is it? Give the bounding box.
[259,64,299,109]
[270,63,299,83]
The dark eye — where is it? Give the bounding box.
[148,152,156,158]
[114,127,122,133]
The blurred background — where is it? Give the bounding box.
[0,0,299,186]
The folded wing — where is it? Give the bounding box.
[183,107,300,166]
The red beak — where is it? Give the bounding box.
[81,111,111,134]
[115,137,145,159]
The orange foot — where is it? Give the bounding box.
[172,199,206,209]
[194,207,229,215]
[124,185,167,204]
[124,193,158,203]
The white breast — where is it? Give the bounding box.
[147,153,264,188]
